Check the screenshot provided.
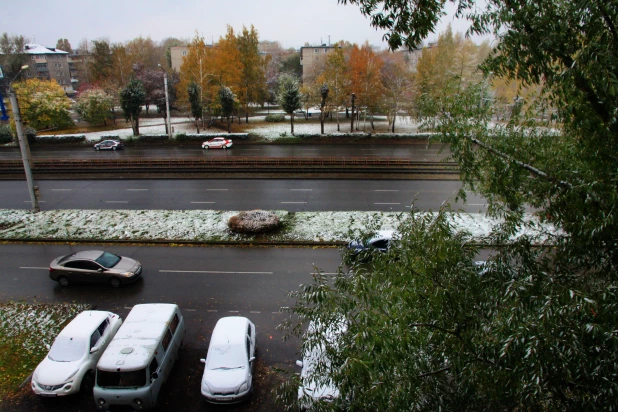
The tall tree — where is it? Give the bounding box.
[279,0,618,409]
[89,40,113,84]
[187,81,203,133]
[55,38,72,53]
[217,86,237,133]
[125,36,161,69]
[11,79,73,130]
[277,73,301,135]
[319,84,329,134]
[348,41,384,131]
[0,33,29,81]
[316,43,350,131]
[237,25,267,123]
[380,51,414,132]
[119,77,145,136]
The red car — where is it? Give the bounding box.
[202,137,233,149]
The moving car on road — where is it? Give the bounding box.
[31,310,122,397]
[200,316,256,403]
[346,230,400,263]
[202,137,233,149]
[49,250,142,288]
[94,140,124,151]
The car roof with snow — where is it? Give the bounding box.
[210,316,250,346]
[97,304,179,372]
[58,310,113,338]
[66,250,104,261]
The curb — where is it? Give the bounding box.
[0,238,347,247]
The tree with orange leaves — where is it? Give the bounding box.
[348,41,384,131]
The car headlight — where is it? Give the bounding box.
[121,272,134,277]
[237,382,248,394]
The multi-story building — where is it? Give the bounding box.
[68,49,93,91]
[170,46,190,72]
[23,44,74,94]
[300,44,335,82]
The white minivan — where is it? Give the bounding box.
[93,303,185,411]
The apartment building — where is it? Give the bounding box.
[170,46,190,72]
[23,44,74,94]
[300,45,335,82]
[68,50,93,90]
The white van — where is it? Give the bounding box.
[93,303,185,411]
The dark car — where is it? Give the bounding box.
[94,140,124,151]
[49,250,142,288]
[345,230,400,263]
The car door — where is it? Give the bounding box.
[62,260,92,283]
[370,239,390,253]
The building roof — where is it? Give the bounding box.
[97,304,179,372]
[24,44,68,55]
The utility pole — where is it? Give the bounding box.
[350,93,356,133]
[8,66,40,212]
[158,64,172,139]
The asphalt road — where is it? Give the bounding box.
[0,244,343,411]
[2,179,487,212]
[0,144,450,160]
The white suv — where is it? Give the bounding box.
[31,310,122,397]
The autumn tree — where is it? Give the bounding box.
[55,39,72,53]
[125,36,161,69]
[75,88,113,126]
[380,51,414,132]
[217,86,237,133]
[278,74,301,134]
[211,27,243,107]
[11,79,73,130]
[134,64,165,114]
[316,43,350,131]
[237,25,267,122]
[319,84,329,134]
[348,41,384,131]
[119,78,145,136]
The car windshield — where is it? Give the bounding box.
[95,252,121,268]
[206,344,246,370]
[48,335,87,362]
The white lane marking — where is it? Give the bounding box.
[249,311,261,314]
[127,189,148,191]
[374,202,401,205]
[281,201,307,204]
[24,201,46,203]
[207,310,218,312]
[468,203,487,206]
[374,189,399,192]
[191,201,215,204]
[51,189,72,191]
[310,272,339,275]
[290,189,312,191]
[229,310,240,313]
[206,189,228,191]
[159,270,274,275]
[124,307,133,310]
[106,201,128,204]
[272,311,279,314]
[20,267,48,270]
[185,309,196,312]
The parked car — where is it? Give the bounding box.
[200,316,256,403]
[94,140,124,151]
[346,230,400,261]
[94,304,185,411]
[31,310,122,397]
[296,319,347,408]
[49,250,142,288]
[202,137,233,149]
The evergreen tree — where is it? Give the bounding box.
[119,78,145,136]
[277,74,301,135]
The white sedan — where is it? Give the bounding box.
[31,310,122,397]
[202,137,233,149]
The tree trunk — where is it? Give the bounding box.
[132,117,139,136]
[291,113,295,135]
[227,116,231,133]
[336,108,340,132]
[245,107,249,123]
[391,114,396,133]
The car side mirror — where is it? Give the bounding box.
[200,358,206,364]
[295,360,303,367]
[90,347,99,354]
[151,372,158,380]
[249,357,255,363]
[98,268,104,273]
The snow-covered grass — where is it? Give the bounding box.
[0,209,556,244]
[0,302,91,397]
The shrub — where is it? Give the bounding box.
[35,134,86,144]
[25,127,36,145]
[137,134,169,143]
[265,114,285,122]
[0,125,13,144]
[228,210,281,234]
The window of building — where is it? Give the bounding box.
[182,51,187,56]
[314,49,319,53]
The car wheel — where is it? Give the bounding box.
[112,146,117,151]
[223,145,227,149]
[95,146,100,151]
[204,145,209,149]
[58,276,70,287]
[109,277,121,288]
[81,370,95,394]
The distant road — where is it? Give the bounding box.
[0,143,450,160]
[1,179,487,212]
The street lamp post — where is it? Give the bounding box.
[350,93,356,133]
[8,65,39,212]
[158,64,172,139]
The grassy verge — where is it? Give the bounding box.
[0,302,91,402]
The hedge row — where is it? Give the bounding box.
[35,134,86,144]
[289,132,437,139]
[176,133,249,141]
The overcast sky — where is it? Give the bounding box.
[2,0,479,50]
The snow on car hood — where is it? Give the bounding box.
[202,367,247,393]
[35,357,80,385]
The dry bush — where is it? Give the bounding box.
[228,210,281,234]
